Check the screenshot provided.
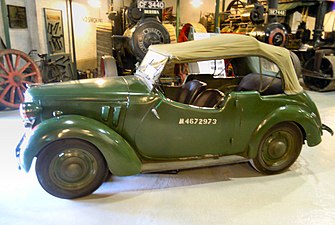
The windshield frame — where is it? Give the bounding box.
[135,50,168,90]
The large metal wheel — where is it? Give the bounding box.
[0,49,42,109]
[36,139,108,199]
[250,122,303,174]
[131,18,171,60]
[302,56,334,91]
[290,51,302,78]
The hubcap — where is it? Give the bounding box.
[268,140,287,159]
[50,149,98,190]
[261,131,293,167]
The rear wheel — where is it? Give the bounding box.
[250,122,303,174]
[36,139,108,199]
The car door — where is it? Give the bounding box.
[134,92,239,159]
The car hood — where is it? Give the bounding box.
[27,76,150,101]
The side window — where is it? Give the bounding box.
[235,56,284,95]
[248,56,280,77]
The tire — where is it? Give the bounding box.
[131,18,170,60]
[36,139,108,199]
[250,122,303,174]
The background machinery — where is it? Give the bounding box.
[219,0,335,91]
[104,0,175,76]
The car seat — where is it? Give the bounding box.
[177,80,207,104]
[193,89,225,108]
[236,73,283,95]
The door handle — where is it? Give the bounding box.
[151,108,160,120]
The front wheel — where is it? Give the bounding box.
[36,139,108,199]
[250,122,303,174]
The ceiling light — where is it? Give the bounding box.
[87,0,101,8]
[190,0,203,8]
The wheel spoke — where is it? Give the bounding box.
[10,86,16,104]
[0,73,8,79]
[20,84,27,91]
[17,87,24,102]
[5,54,14,72]
[18,62,32,74]
[0,80,9,86]
[0,84,11,98]
[14,54,21,71]
[0,61,10,75]
[22,72,37,79]
[22,80,34,85]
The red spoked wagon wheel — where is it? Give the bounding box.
[0,49,42,109]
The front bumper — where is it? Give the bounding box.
[15,134,25,170]
[15,128,32,172]
[322,124,334,136]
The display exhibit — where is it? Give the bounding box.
[1,0,335,224]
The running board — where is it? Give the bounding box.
[141,155,249,173]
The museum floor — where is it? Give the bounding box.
[0,89,335,225]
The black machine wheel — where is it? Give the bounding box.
[36,139,108,199]
[226,0,246,11]
[250,122,303,174]
[289,51,302,78]
[302,56,333,91]
[264,23,287,47]
[127,1,144,25]
[131,18,170,60]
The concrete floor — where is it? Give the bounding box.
[0,90,335,225]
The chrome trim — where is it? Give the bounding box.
[141,155,248,173]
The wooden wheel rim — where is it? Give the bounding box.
[0,49,42,108]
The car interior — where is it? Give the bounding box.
[159,56,284,108]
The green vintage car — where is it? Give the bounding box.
[16,34,332,199]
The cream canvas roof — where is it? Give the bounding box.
[149,34,303,94]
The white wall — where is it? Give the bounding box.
[324,11,335,32]
[34,0,70,54]
[71,0,108,69]
[0,0,31,52]
[0,0,110,70]
[164,0,220,24]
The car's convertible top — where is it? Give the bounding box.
[149,34,303,95]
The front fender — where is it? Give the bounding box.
[21,115,141,176]
[247,105,322,158]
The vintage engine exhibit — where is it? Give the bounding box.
[219,0,335,91]
[104,0,173,75]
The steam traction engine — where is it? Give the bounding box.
[104,0,173,76]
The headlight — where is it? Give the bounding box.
[23,91,33,102]
[19,102,41,125]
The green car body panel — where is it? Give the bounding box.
[19,76,322,175]
[20,115,142,175]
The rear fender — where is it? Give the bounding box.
[21,115,141,176]
[247,105,322,158]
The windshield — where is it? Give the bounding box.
[135,50,168,89]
